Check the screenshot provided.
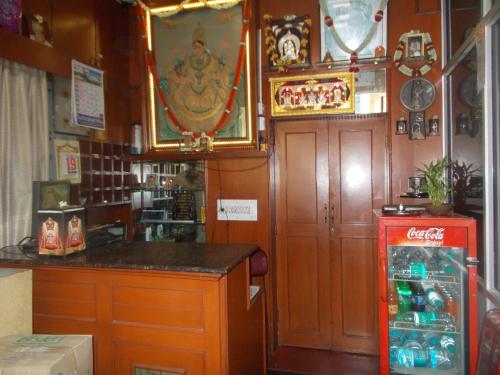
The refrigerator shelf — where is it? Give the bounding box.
[388,273,459,284]
[390,366,458,374]
[389,324,462,335]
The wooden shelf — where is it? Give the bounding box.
[131,149,269,161]
[0,27,71,77]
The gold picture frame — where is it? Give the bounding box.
[269,72,355,117]
[54,139,81,184]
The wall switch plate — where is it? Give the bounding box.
[217,199,258,221]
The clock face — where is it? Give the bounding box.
[459,73,482,108]
[399,78,436,112]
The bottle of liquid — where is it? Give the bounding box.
[396,348,428,368]
[388,281,399,320]
[428,348,454,370]
[409,282,426,312]
[422,281,444,308]
[396,281,412,314]
[440,334,456,353]
[422,332,440,349]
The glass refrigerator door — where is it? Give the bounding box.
[387,245,468,373]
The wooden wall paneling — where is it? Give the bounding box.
[51,0,96,65]
[328,116,387,355]
[275,120,331,349]
[94,0,131,143]
[416,0,441,14]
[388,0,444,204]
[205,157,275,354]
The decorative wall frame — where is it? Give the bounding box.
[319,0,388,63]
[54,140,81,184]
[269,72,355,117]
[263,14,311,70]
[139,1,256,151]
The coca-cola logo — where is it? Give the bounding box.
[407,227,445,240]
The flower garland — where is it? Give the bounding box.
[263,14,311,72]
[393,31,438,77]
[136,2,250,139]
[138,0,242,17]
[319,0,388,72]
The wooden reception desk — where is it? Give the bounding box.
[0,242,265,374]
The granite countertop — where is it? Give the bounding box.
[0,241,259,275]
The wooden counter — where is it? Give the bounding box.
[0,242,265,374]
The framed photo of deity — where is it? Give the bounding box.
[269,72,355,117]
[319,0,387,62]
[143,1,256,151]
[54,139,81,184]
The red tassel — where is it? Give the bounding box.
[374,10,384,22]
[324,16,333,27]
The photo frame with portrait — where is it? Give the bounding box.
[24,14,52,47]
[406,33,424,59]
[145,3,255,151]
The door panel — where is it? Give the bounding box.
[330,116,386,355]
[276,120,331,349]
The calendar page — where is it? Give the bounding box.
[71,59,105,130]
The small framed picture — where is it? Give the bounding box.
[406,34,424,59]
[25,14,52,47]
[409,111,426,140]
[54,139,81,184]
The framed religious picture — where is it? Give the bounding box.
[405,33,424,59]
[54,139,81,184]
[24,14,52,46]
[263,14,312,69]
[320,0,388,61]
[141,2,256,151]
[269,72,355,117]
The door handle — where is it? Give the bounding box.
[330,204,335,234]
[324,203,328,223]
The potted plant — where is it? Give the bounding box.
[452,160,481,209]
[417,157,453,216]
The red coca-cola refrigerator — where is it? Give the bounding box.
[376,211,478,375]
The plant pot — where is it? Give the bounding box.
[425,203,453,216]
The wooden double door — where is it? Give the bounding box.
[275,115,387,354]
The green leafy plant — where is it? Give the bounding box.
[452,160,480,205]
[417,157,452,206]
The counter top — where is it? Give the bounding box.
[0,241,259,275]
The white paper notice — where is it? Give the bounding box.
[71,59,105,130]
[217,199,258,221]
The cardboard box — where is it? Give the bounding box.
[37,207,86,256]
[0,269,32,336]
[0,335,93,375]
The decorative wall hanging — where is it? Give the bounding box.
[269,72,355,117]
[54,140,81,184]
[393,30,438,77]
[263,14,311,72]
[319,0,388,71]
[399,77,436,140]
[137,0,255,151]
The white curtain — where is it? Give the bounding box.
[0,58,49,248]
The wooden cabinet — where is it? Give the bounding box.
[274,115,388,354]
[24,260,265,374]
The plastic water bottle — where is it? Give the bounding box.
[422,281,444,308]
[396,281,412,314]
[396,348,428,368]
[428,348,454,370]
[440,334,456,353]
[403,339,422,350]
[422,332,440,348]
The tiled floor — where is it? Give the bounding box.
[267,346,379,375]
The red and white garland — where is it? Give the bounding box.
[263,14,311,72]
[319,0,388,72]
[136,2,250,139]
[393,31,438,77]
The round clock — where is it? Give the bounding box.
[399,78,436,112]
[459,73,482,108]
